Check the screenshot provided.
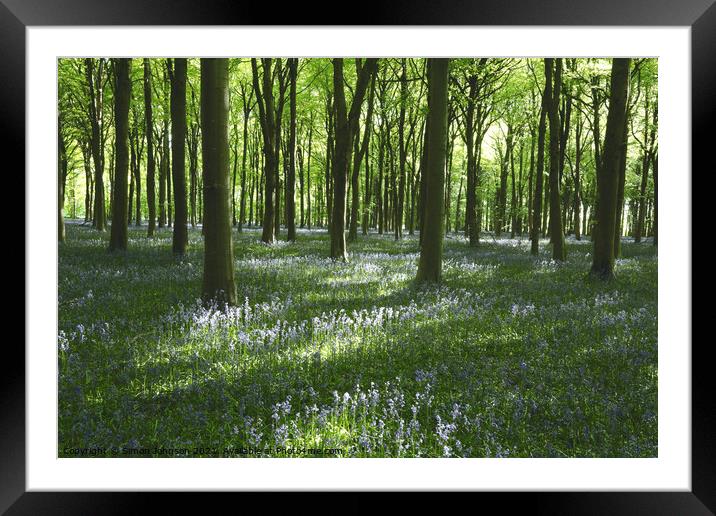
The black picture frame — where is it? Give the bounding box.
[5,0,710,512]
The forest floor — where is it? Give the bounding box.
[58,221,657,457]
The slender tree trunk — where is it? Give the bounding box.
[591,58,631,280]
[591,74,602,240]
[128,134,135,225]
[527,124,535,236]
[377,125,385,234]
[454,175,463,234]
[201,58,237,305]
[247,135,255,227]
[144,58,157,237]
[273,61,288,239]
[166,124,172,227]
[331,59,349,259]
[635,153,651,243]
[574,118,583,241]
[363,138,372,235]
[275,143,283,236]
[653,152,658,246]
[330,58,377,260]
[238,110,250,232]
[464,76,478,246]
[444,127,454,234]
[416,58,449,282]
[531,76,549,256]
[325,94,334,231]
[82,142,91,223]
[286,58,298,241]
[58,117,67,242]
[109,58,131,252]
[584,205,590,237]
[614,114,629,255]
[498,125,512,238]
[231,126,239,226]
[134,130,143,225]
[547,58,566,261]
[251,58,277,244]
[349,71,376,242]
[158,131,167,227]
[189,129,198,227]
[188,85,199,229]
[516,139,524,235]
[395,59,408,241]
[298,141,305,228]
[306,117,313,229]
[169,58,188,254]
[86,59,106,231]
[108,147,115,222]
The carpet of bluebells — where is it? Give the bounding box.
[58,221,657,457]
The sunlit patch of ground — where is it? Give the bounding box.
[58,222,657,457]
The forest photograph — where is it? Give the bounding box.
[57,56,658,459]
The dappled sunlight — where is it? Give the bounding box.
[56,55,660,460]
[59,223,657,457]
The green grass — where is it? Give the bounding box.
[58,222,657,457]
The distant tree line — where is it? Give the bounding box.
[57,57,658,300]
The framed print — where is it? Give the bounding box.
[5,0,711,512]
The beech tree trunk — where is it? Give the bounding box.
[86,58,106,231]
[252,58,278,244]
[653,151,658,246]
[591,58,631,280]
[109,58,131,252]
[238,94,251,232]
[170,58,188,255]
[349,71,376,242]
[416,58,449,283]
[58,116,67,242]
[200,58,237,305]
[546,58,566,261]
[144,59,156,236]
[330,58,377,261]
[306,117,313,229]
[286,58,298,242]
[530,69,549,256]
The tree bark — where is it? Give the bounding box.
[574,115,583,241]
[547,58,566,261]
[251,58,278,244]
[86,58,106,231]
[652,151,658,246]
[158,127,167,227]
[128,131,135,225]
[330,58,377,261]
[306,116,313,229]
[590,58,631,280]
[614,119,628,255]
[497,124,512,238]
[530,67,549,256]
[166,122,172,227]
[132,125,143,225]
[238,91,251,232]
[349,70,376,242]
[395,58,408,241]
[58,116,67,242]
[464,75,479,246]
[286,58,298,242]
[108,58,131,252]
[325,93,334,231]
[635,96,657,245]
[416,58,449,283]
[170,58,188,254]
[201,58,237,305]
